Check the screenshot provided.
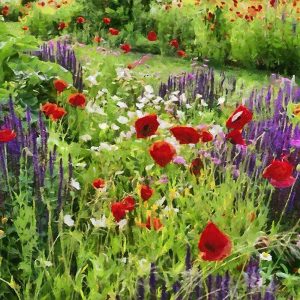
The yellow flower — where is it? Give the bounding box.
[169,188,177,201]
[293,104,300,117]
[1,217,8,224]
[0,230,4,238]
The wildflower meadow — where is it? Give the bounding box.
[1,0,300,299]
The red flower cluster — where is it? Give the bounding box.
[92,178,105,189]
[146,216,163,231]
[0,129,16,143]
[111,196,136,222]
[140,185,154,201]
[1,5,9,16]
[76,16,85,24]
[53,79,68,93]
[103,17,111,25]
[263,159,296,188]
[149,141,176,167]
[58,22,67,30]
[94,36,102,43]
[68,93,86,108]
[226,105,253,145]
[135,114,159,138]
[147,31,157,41]
[198,222,232,261]
[120,43,131,53]
[109,28,119,35]
[190,157,204,176]
[169,39,179,49]
[41,102,67,121]
[170,126,200,144]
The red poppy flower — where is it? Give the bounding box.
[50,107,67,121]
[226,129,246,145]
[170,126,200,144]
[149,141,176,167]
[58,22,67,30]
[103,17,111,24]
[190,157,204,176]
[147,31,157,41]
[140,185,154,201]
[68,93,86,108]
[120,43,131,53]
[146,216,163,231]
[177,50,186,57]
[22,26,29,31]
[94,36,102,43]
[226,105,253,130]
[92,178,105,189]
[135,114,159,138]
[0,129,16,143]
[41,102,66,121]
[263,160,296,188]
[198,222,232,261]
[121,196,135,211]
[2,5,9,16]
[41,102,57,115]
[76,16,85,24]
[53,79,68,93]
[111,202,126,222]
[199,129,213,142]
[109,28,119,35]
[169,39,179,49]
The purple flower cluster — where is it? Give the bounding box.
[32,39,83,91]
[0,97,69,216]
[159,67,236,108]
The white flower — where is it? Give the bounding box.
[79,134,92,142]
[196,93,202,99]
[117,101,128,108]
[86,73,100,85]
[117,116,129,124]
[120,257,127,264]
[180,93,187,104]
[99,123,109,130]
[86,101,106,115]
[118,219,127,230]
[145,164,154,171]
[70,178,81,190]
[259,252,272,261]
[200,99,208,107]
[136,103,145,109]
[75,162,87,168]
[116,67,131,79]
[44,261,53,267]
[111,124,120,130]
[127,111,136,119]
[177,110,185,120]
[111,95,121,102]
[144,85,154,94]
[64,215,75,227]
[217,96,226,105]
[90,216,107,228]
[156,197,166,206]
[210,125,224,137]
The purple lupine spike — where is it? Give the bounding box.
[172,281,182,300]
[221,271,230,299]
[38,111,48,155]
[207,275,213,300]
[49,151,54,179]
[57,158,64,211]
[215,275,223,300]
[0,145,7,182]
[194,281,202,300]
[161,281,169,300]
[31,128,41,192]
[149,263,156,299]
[185,244,192,271]
[263,280,275,300]
[68,153,73,183]
[136,278,145,300]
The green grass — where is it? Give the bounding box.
[74,44,281,97]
